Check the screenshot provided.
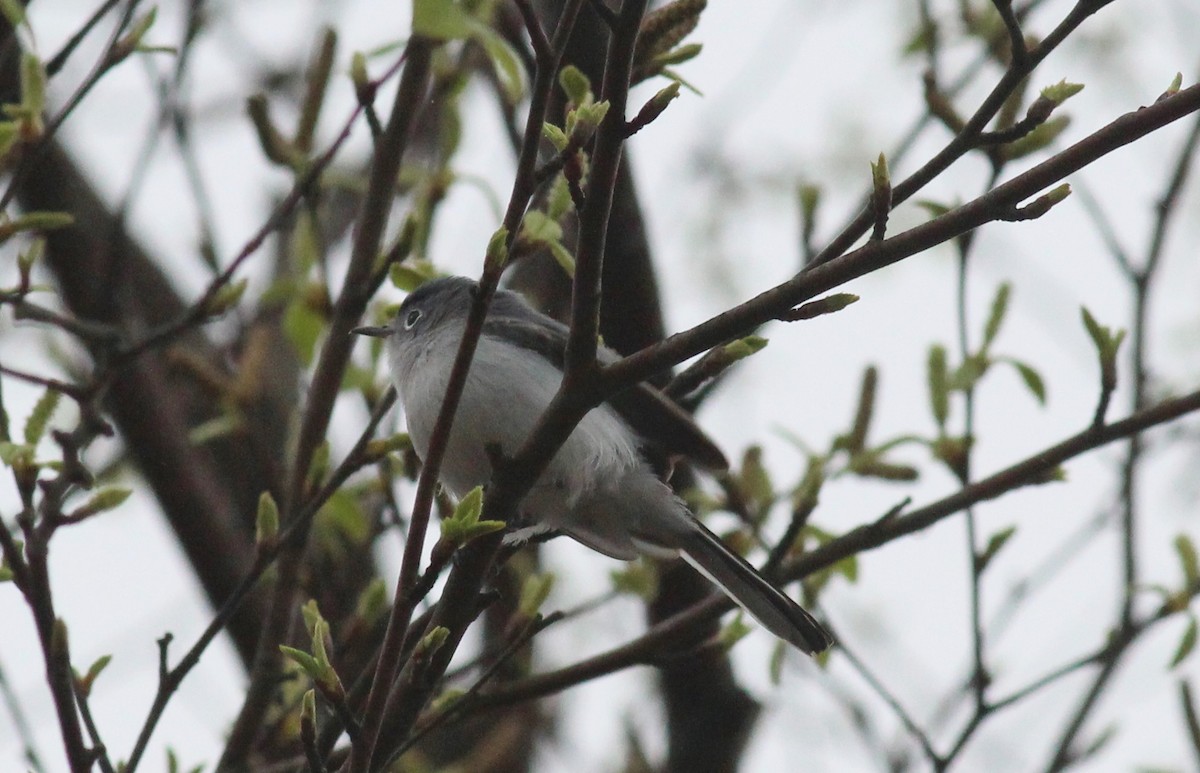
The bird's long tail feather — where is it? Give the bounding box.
[676,521,833,654]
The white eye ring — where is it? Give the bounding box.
[403,309,422,329]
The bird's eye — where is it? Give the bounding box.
[403,309,422,329]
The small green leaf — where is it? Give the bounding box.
[1080,725,1117,760]
[1081,307,1105,350]
[1170,616,1198,669]
[416,626,451,658]
[19,52,45,115]
[546,174,572,221]
[651,42,702,69]
[978,526,1017,571]
[610,561,658,599]
[279,645,322,679]
[1160,72,1183,100]
[1008,359,1047,405]
[188,412,242,445]
[205,278,247,317]
[441,487,506,545]
[798,184,821,221]
[355,579,388,625]
[317,489,370,545]
[484,225,509,273]
[310,618,332,668]
[350,52,370,94]
[0,0,26,29]
[851,458,919,481]
[719,614,753,650]
[23,388,60,445]
[1,212,74,243]
[245,94,300,168]
[1040,79,1085,105]
[635,0,705,77]
[111,7,158,63]
[927,345,949,428]
[0,440,32,466]
[791,456,825,514]
[1080,306,1125,391]
[301,688,316,723]
[832,553,859,583]
[931,435,971,480]
[783,293,860,321]
[69,488,132,521]
[255,491,280,547]
[768,640,786,685]
[1176,534,1199,585]
[738,446,773,509]
[389,258,439,292]
[471,23,524,103]
[17,236,44,283]
[558,65,592,106]
[520,211,562,243]
[547,240,576,277]
[723,335,768,361]
[307,441,331,488]
[430,687,465,713]
[982,283,1010,349]
[75,654,112,696]
[542,122,568,151]
[412,0,473,40]
[364,432,413,462]
[301,599,325,639]
[576,100,610,131]
[518,573,555,617]
[628,81,680,132]
[283,296,325,366]
[844,366,877,453]
[950,353,989,392]
[870,152,890,191]
[0,120,22,162]
[453,486,483,523]
[1005,116,1071,160]
[291,211,321,273]
[916,200,952,218]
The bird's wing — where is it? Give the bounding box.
[482,312,728,471]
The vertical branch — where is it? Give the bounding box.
[1043,99,1200,773]
[952,162,1006,728]
[564,0,649,375]
[955,246,988,714]
[349,3,587,770]
[808,0,1115,269]
[218,39,434,769]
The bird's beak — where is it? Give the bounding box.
[351,326,390,338]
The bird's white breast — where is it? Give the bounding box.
[387,324,641,509]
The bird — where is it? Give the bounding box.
[353,276,832,654]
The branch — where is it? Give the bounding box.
[351,3,592,767]
[603,84,1200,394]
[563,0,649,374]
[812,0,1116,267]
[463,386,1200,708]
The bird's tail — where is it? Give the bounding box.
[675,520,833,654]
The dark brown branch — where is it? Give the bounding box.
[1181,681,1200,772]
[351,4,589,768]
[563,0,649,374]
[220,39,434,768]
[989,0,1027,67]
[813,0,1115,268]
[463,386,1200,708]
[603,84,1200,394]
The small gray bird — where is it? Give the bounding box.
[354,276,832,654]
